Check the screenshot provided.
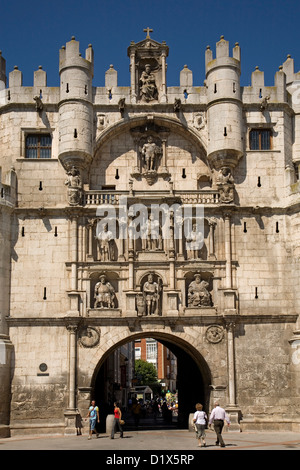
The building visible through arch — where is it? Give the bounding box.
[0,30,300,438]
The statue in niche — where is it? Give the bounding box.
[216,167,234,203]
[186,223,204,260]
[139,64,158,102]
[141,213,161,251]
[64,166,82,206]
[142,273,162,315]
[94,274,116,308]
[140,136,161,172]
[187,274,212,307]
[136,293,146,316]
[95,223,114,261]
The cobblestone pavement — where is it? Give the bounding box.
[1,428,300,451]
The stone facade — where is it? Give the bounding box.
[0,31,300,437]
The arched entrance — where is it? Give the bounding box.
[90,332,212,431]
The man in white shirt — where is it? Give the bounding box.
[208,402,230,447]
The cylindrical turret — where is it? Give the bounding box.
[206,37,243,170]
[58,37,94,171]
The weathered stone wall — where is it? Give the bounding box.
[235,321,298,430]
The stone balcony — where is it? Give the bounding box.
[83,189,220,206]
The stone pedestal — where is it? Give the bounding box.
[225,406,242,432]
[64,409,82,435]
[106,414,115,435]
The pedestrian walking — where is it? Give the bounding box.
[132,399,141,428]
[111,402,124,439]
[87,400,100,440]
[208,402,230,447]
[193,403,207,447]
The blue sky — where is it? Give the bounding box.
[0,0,299,88]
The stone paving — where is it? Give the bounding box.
[1,428,299,451]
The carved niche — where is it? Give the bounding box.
[127,29,169,103]
[130,122,170,185]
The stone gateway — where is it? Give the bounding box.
[0,30,300,437]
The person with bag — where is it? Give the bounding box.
[87,400,100,440]
[111,402,124,439]
[193,403,207,447]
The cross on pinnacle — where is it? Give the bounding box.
[144,27,153,39]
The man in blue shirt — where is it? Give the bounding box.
[87,400,100,440]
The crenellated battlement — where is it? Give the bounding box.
[205,36,241,76]
[59,36,94,76]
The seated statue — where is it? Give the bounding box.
[187,274,212,307]
[94,274,116,308]
[139,64,158,102]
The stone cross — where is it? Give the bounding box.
[143,27,153,39]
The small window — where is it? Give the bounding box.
[25,134,52,159]
[249,129,271,150]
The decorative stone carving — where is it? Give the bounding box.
[136,293,146,316]
[216,167,234,203]
[142,273,162,315]
[186,223,204,260]
[140,136,161,171]
[78,327,100,348]
[139,64,158,102]
[205,325,224,344]
[64,166,82,206]
[193,112,207,130]
[95,223,114,261]
[94,274,116,308]
[187,274,212,307]
[141,213,161,251]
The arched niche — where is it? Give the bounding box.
[90,115,209,191]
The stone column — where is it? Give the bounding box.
[224,214,232,289]
[128,214,134,290]
[70,215,78,291]
[225,321,241,431]
[130,51,137,103]
[208,218,217,260]
[64,321,81,435]
[161,52,167,103]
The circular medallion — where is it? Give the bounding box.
[78,327,100,348]
[206,325,224,344]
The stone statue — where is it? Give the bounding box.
[64,166,82,206]
[139,64,158,102]
[140,136,161,171]
[187,274,212,307]
[95,223,114,261]
[94,274,116,308]
[136,293,146,316]
[141,213,160,251]
[216,167,234,203]
[142,273,161,315]
[186,223,204,259]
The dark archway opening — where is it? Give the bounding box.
[93,335,210,432]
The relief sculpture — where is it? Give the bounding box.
[187,274,212,307]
